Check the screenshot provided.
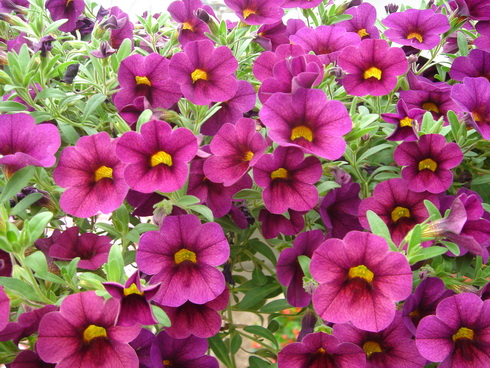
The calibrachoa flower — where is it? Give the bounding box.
[54,132,129,218]
[475,21,490,51]
[203,118,267,186]
[394,133,463,194]
[450,49,490,81]
[45,0,85,32]
[0,113,60,178]
[277,230,324,307]
[277,332,366,368]
[129,329,154,368]
[258,209,305,239]
[0,286,9,332]
[453,0,490,20]
[381,99,424,142]
[136,214,230,307]
[336,2,380,40]
[260,88,352,160]
[11,350,55,368]
[224,0,284,25]
[116,119,198,193]
[169,39,238,105]
[48,227,111,270]
[382,8,450,50]
[311,231,412,332]
[107,7,134,49]
[416,293,490,367]
[337,38,408,97]
[253,44,307,82]
[37,291,141,368]
[253,146,322,214]
[168,0,212,46]
[254,21,289,51]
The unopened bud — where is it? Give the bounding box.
[384,3,399,14]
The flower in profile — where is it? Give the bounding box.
[337,38,408,97]
[278,332,366,367]
[45,0,85,32]
[136,215,230,307]
[37,291,141,368]
[382,8,450,50]
[107,7,134,49]
[452,0,490,20]
[381,99,424,142]
[258,209,305,239]
[333,311,426,368]
[336,2,381,40]
[0,113,60,178]
[394,133,463,194]
[168,0,211,46]
[114,53,182,111]
[33,35,55,57]
[253,146,322,214]
[169,39,238,105]
[116,119,198,193]
[224,0,284,25]
[450,49,490,82]
[451,77,490,139]
[253,44,306,82]
[311,231,412,332]
[150,331,218,368]
[0,0,29,13]
[260,88,352,160]
[254,21,289,51]
[53,132,129,218]
[203,118,267,187]
[277,230,324,307]
[90,40,116,59]
[416,293,490,367]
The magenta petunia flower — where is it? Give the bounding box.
[150,331,218,368]
[394,133,463,194]
[0,0,29,12]
[254,21,289,51]
[11,350,55,368]
[382,9,450,50]
[108,7,134,49]
[253,44,307,82]
[450,49,490,81]
[381,99,424,142]
[253,146,322,214]
[260,88,352,160]
[103,271,160,327]
[358,178,439,245]
[453,0,490,20]
[224,0,284,25]
[125,190,165,217]
[0,113,60,178]
[277,230,324,307]
[333,311,426,368]
[45,0,85,32]
[337,38,408,97]
[0,286,9,332]
[129,329,154,368]
[114,53,182,111]
[289,25,361,65]
[136,214,229,307]
[452,77,490,139]
[116,119,198,193]
[48,227,111,270]
[311,231,412,332]
[258,209,305,239]
[277,332,366,367]
[203,118,267,187]
[336,2,380,40]
[53,132,129,218]
[169,39,238,105]
[475,21,490,51]
[416,293,490,367]
[168,0,211,46]
[37,291,141,368]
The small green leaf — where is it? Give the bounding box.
[233,189,263,200]
[82,93,106,121]
[10,193,43,216]
[244,325,279,348]
[151,305,171,327]
[238,284,281,310]
[0,276,42,302]
[0,101,29,112]
[174,195,200,207]
[230,333,242,355]
[252,265,268,286]
[189,204,214,222]
[26,212,53,243]
[297,255,311,279]
[408,224,422,250]
[456,31,469,56]
[136,109,153,132]
[248,239,277,266]
[260,299,292,313]
[0,166,35,204]
[366,210,396,250]
[441,241,461,256]
[208,334,232,367]
[409,246,448,264]
[424,200,442,220]
[249,356,272,368]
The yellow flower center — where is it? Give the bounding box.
[135,76,152,86]
[66,0,73,5]
[123,283,144,297]
[83,325,107,343]
[364,67,382,80]
[407,32,424,43]
[94,166,113,182]
[182,22,193,31]
[363,341,382,358]
[422,102,439,113]
[271,168,288,180]
[357,28,369,38]
[290,125,313,142]
[150,151,173,167]
[418,158,437,172]
[163,360,172,366]
[243,8,256,19]
[348,265,374,283]
[174,248,197,265]
[317,347,326,354]
[409,309,420,318]
[243,151,254,161]
[400,116,413,127]
[473,111,482,122]
[391,206,411,222]
[191,69,208,83]
[452,327,474,342]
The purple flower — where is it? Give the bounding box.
[382,9,450,50]
[169,40,238,105]
[277,230,324,307]
[136,215,230,307]
[150,331,218,368]
[33,35,55,57]
[394,133,463,194]
[260,88,352,160]
[37,291,140,368]
[224,0,284,25]
[114,53,182,111]
[90,40,116,59]
[450,49,490,81]
[108,7,134,49]
[0,250,12,277]
[53,132,129,218]
[453,0,490,20]
[278,332,366,368]
[253,146,322,214]
[253,44,306,82]
[381,99,424,142]
[168,0,211,46]
[116,119,198,193]
[45,0,84,32]
[6,32,31,53]
[416,293,490,366]
[0,286,9,332]
[125,190,165,217]
[255,21,289,51]
[0,0,29,13]
[475,21,490,51]
[337,38,408,96]
[311,231,412,332]
[258,209,305,239]
[0,113,60,178]
[336,2,381,40]
[129,329,154,368]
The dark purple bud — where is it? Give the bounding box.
[297,310,317,342]
[61,64,79,84]
[34,35,55,57]
[331,167,351,185]
[100,15,119,30]
[427,0,435,8]
[347,0,363,8]
[384,3,399,14]
[222,261,235,285]
[96,5,109,20]
[329,66,347,79]
[73,16,94,38]
[91,41,116,59]
[408,54,419,66]
[195,8,210,23]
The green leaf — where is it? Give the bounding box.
[233,189,263,200]
[297,255,311,279]
[0,276,42,302]
[249,239,277,266]
[409,246,448,264]
[26,212,53,244]
[408,224,422,250]
[249,356,272,368]
[0,101,29,112]
[151,305,171,327]
[174,195,200,207]
[230,333,242,355]
[366,210,396,250]
[43,19,68,35]
[117,38,133,62]
[0,166,35,203]
[24,251,64,284]
[424,200,442,220]
[244,325,279,348]
[357,144,392,163]
[189,204,214,222]
[238,283,281,310]
[457,31,469,56]
[208,334,232,367]
[441,241,461,256]
[34,88,67,100]
[10,193,43,216]
[317,181,340,196]
[252,265,268,286]
[136,109,153,132]
[260,299,292,313]
[82,93,106,121]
